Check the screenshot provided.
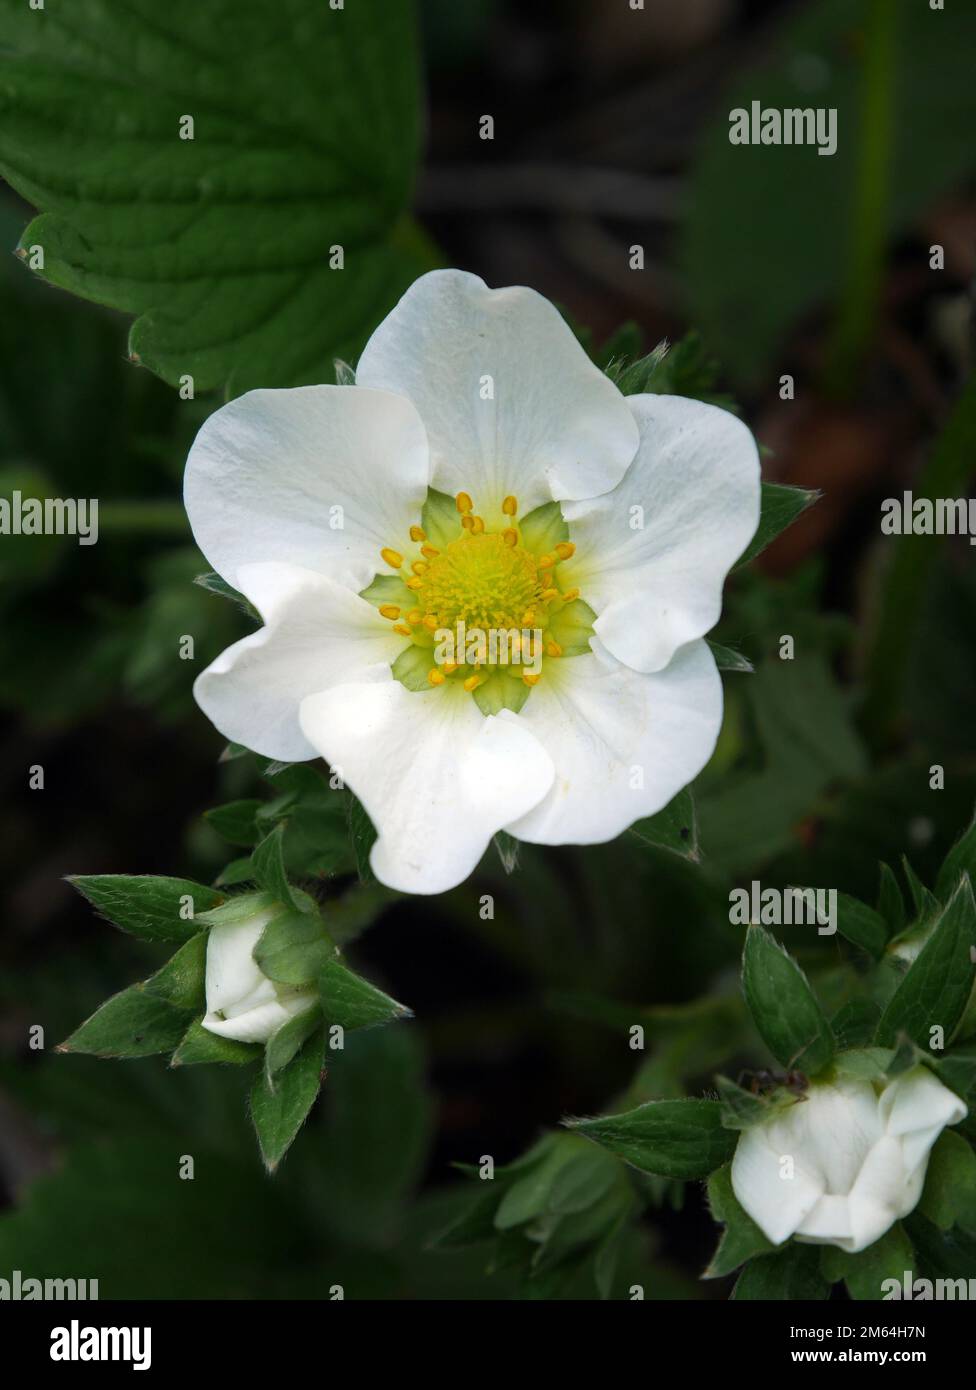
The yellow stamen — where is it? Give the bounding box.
[541,587,560,602]
[406,576,423,590]
[422,614,439,631]
[393,623,412,636]
[461,514,475,531]
[455,492,473,515]
[554,542,575,561]
[502,495,518,516]
[546,640,563,657]
[521,609,535,625]
[538,553,555,569]
[502,528,518,548]
[380,547,403,569]
[406,608,422,625]
[411,560,428,576]
[421,544,439,559]
[378,604,400,620]
[522,672,541,687]
[409,525,426,542]
[561,587,580,603]
[469,515,485,535]
[463,673,481,692]
[428,668,446,687]
[443,662,458,676]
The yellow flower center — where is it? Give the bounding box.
[418,532,542,631]
[364,490,595,714]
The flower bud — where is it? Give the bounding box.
[201,898,316,1043]
[731,1066,967,1254]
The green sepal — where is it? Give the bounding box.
[742,925,835,1075]
[472,668,530,716]
[391,643,434,692]
[518,501,569,553]
[876,875,976,1048]
[66,874,222,944]
[420,488,464,549]
[704,1163,774,1278]
[734,483,820,569]
[249,1029,326,1173]
[254,908,335,985]
[319,957,412,1032]
[628,787,699,862]
[170,1017,261,1067]
[564,1098,736,1180]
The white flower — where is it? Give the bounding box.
[731,1066,967,1254]
[184,270,759,894]
[201,898,316,1043]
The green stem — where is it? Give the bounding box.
[822,0,898,398]
[861,375,976,744]
[95,500,187,535]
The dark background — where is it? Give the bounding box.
[1,0,975,1299]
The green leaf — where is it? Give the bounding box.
[742,926,836,1075]
[819,1223,915,1300]
[67,874,221,943]
[142,932,207,1011]
[705,1164,774,1278]
[714,1074,775,1131]
[193,573,260,620]
[835,892,889,960]
[319,958,411,1032]
[876,876,976,1048]
[628,788,699,862]
[0,0,433,395]
[249,1030,325,1173]
[734,483,820,568]
[877,860,907,936]
[170,1017,261,1067]
[59,986,193,1059]
[565,1099,736,1180]
[604,332,735,409]
[265,1006,323,1082]
[918,1130,976,1232]
[204,799,263,848]
[707,640,754,674]
[902,856,939,921]
[250,823,307,912]
[732,1243,830,1301]
[253,908,334,985]
[937,812,976,902]
[832,1046,895,1082]
[345,794,378,883]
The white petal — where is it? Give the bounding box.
[204,912,278,1018]
[193,562,403,762]
[799,1080,884,1196]
[184,384,430,591]
[560,394,760,674]
[731,1123,824,1246]
[355,269,639,518]
[298,679,554,895]
[879,1066,967,1171]
[505,640,721,846]
[203,990,316,1045]
[795,1195,856,1249]
[843,1135,915,1254]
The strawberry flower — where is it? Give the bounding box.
[184,271,759,893]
